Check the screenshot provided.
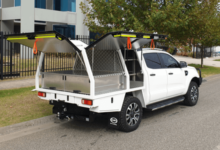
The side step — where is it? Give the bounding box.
[146,96,185,111]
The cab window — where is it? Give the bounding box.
[159,53,179,68]
[143,53,162,69]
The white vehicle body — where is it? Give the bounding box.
[6,31,202,131]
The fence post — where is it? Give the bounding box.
[10,42,12,77]
[76,35,78,40]
[196,45,198,58]
[0,32,3,80]
[193,46,195,58]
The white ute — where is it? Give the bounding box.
[6,31,202,132]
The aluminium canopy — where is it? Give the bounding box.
[5,31,80,53]
[86,31,168,51]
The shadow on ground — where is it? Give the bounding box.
[57,103,187,133]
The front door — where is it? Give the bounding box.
[143,53,168,102]
[159,53,186,98]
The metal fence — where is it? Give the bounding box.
[212,52,220,57]
[193,46,215,58]
[0,32,92,80]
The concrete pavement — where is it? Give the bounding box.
[0,78,40,90]
[174,55,220,67]
[0,74,220,150]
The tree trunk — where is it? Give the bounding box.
[193,40,195,58]
[201,46,204,68]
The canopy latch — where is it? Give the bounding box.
[150,39,155,50]
[33,39,43,54]
[127,37,132,50]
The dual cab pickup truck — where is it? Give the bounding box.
[6,31,202,132]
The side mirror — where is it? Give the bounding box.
[180,61,187,68]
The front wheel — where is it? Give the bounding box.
[119,96,143,132]
[184,81,199,106]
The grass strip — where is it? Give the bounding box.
[0,86,52,127]
[189,64,220,78]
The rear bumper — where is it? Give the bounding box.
[50,100,95,122]
[36,89,125,113]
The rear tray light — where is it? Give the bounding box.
[82,99,93,106]
[38,92,46,97]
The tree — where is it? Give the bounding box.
[187,0,220,67]
[80,0,220,67]
[80,0,194,35]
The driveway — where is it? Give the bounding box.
[174,55,220,67]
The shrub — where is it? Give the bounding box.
[187,52,194,57]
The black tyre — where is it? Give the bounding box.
[119,96,143,132]
[184,81,199,106]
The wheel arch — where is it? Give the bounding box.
[184,76,200,95]
[125,91,146,108]
[191,77,201,87]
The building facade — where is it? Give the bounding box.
[0,0,89,38]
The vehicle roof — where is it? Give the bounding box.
[141,48,169,54]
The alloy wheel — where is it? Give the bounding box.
[126,103,140,126]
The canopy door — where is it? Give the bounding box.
[5,31,80,53]
[86,31,168,51]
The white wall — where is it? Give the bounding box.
[216,46,220,52]
[21,0,34,33]
[2,7,21,20]
[20,0,35,59]
[35,8,77,24]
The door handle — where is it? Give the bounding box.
[169,73,173,75]
[150,74,156,76]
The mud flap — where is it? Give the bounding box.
[108,112,120,129]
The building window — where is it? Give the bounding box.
[54,0,76,12]
[35,0,46,9]
[53,25,75,39]
[35,25,45,32]
[15,0,46,8]
[0,0,1,7]
[15,0,21,6]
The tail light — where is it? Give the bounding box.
[38,92,46,97]
[82,99,93,106]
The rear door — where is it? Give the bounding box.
[143,53,168,102]
[159,53,186,97]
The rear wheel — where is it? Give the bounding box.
[184,81,199,106]
[119,96,142,132]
